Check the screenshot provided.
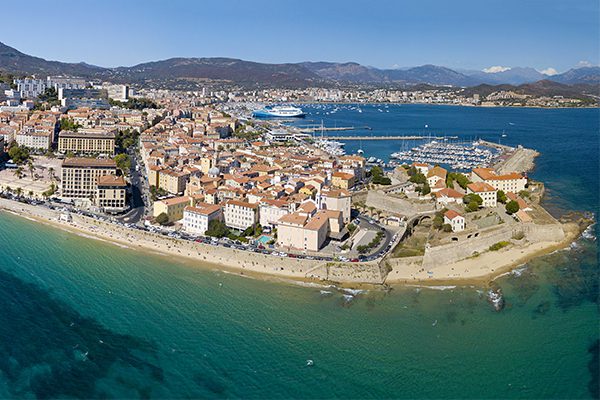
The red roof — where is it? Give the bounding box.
[444,209,463,220]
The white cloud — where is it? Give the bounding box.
[576,60,593,68]
[540,67,558,76]
[482,66,511,73]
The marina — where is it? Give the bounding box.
[391,140,500,170]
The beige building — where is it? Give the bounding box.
[331,172,355,190]
[61,158,117,200]
[224,200,259,231]
[471,168,527,194]
[58,130,116,155]
[320,188,352,223]
[427,166,447,188]
[153,196,192,222]
[183,203,223,235]
[158,169,189,194]
[96,175,127,213]
[467,182,498,208]
[277,210,343,252]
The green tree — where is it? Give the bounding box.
[447,172,470,190]
[433,214,444,230]
[347,223,357,234]
[466,200,480,212]
[205,220,229,238]
[8,144,30,164]
[505,200,520,215]
[409,172,426,184]
[518,190,530,199]
[60,118,81,132]
[497,190,508,204]
[155,212,169,225]
[442,223,452,232]
[421,182,431,195]
[114,153,131,174]
[110,97,158,110]
[463,193,483,206]
[38,87,59,106]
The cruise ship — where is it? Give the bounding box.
[252,105,305,118]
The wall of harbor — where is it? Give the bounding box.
[421,223,564,269]
[305,260,389,284]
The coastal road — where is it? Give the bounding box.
[355,215,395,259]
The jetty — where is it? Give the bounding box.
[298,126,357,133]
[318,135,459,141]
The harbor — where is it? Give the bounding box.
[390,140,500,170]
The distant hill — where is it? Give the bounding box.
[302,62,478,86]
[0,41,104,77]
[300,62,385,83]
[0,41,598,91]
[549,67,600,84]
[463,80,599,101]
[113,57,325,87]
[465,67,548,85]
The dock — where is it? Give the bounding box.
[299,126,356,133]
[317,135,459,141]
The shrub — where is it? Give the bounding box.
[443,223,452,232]
[489,241,510,251]
[512,231,525,240]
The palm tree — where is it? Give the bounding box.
[27,160,35,179]
[14,167,23,179]
[15,187,22,197]
[48,167,55,182]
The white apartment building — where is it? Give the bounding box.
[183,203,223,235]
[259,199,294,228]
[14,78,46,99]
[224,200,258,231]
[467,182,498,208]
[15,130,53,150]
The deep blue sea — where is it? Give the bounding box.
[0,104,598,399]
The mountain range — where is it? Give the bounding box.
[1,41,599,90]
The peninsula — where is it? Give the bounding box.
[0,80,590,289]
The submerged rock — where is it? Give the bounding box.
[487,287,505,312]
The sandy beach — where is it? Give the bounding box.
[0,198,587,288]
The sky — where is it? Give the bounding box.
[1,0,598,73]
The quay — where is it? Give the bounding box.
[299,126,356,133]
[318,135,459,141]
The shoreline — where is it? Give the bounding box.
[0,197,590,289]
[289,101,599,110]
[384,220,584,288]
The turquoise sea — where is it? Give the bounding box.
[0,105,598,399]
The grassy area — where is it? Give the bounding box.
[391,223,429,258]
